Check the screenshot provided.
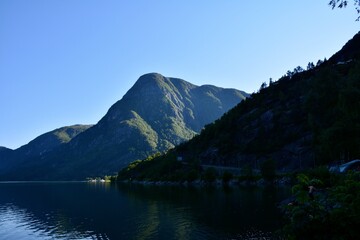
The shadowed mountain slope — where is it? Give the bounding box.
[119,32,360,181]
[177,32,360,171]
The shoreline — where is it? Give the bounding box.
[117,176,293,187]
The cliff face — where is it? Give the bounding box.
[0,73,248,180]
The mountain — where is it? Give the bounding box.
[0,146,12,153]
[119,32,360,181]
[0,125,92,175]
[18,124,93,156]
[0,73,248,180]
[0,147,13,172]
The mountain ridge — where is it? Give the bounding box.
[0,73,248,180]
[0,124,92,176]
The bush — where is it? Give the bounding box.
[306,166,338,187]
[282,171,360,239]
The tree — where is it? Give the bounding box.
[329,0,360,20]
[286,70,294,78]
[293,66,304,74]
[269,77,274,86]
[316,59,324,67]
[329,0,360,9]
[259,82,267,91]
[307,62,315,70]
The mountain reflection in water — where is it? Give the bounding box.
[0,182,290,240]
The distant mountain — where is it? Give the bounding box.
[119,32,360,181]
[0,73,248,180]
[0,125,92,175]
[0,146,11,152]
[0,147,13,174]
[19,124,93,156]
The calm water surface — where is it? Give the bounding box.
[0,182,290,240]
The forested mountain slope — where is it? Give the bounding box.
[119,32,360,181]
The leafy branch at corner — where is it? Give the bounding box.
[329,0,360,20]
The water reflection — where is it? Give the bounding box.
[0,203,97,240]
[0,182,290,240]
[117,184,288,239]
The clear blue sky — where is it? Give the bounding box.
[0,1,358,149]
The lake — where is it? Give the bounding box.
[0,182,290,240]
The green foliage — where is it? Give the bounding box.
[117,151,202,183]
[305,63,360,164]
[283,171,360,239]
[53,125,93,143]
[123,111,162,150]
[290,173,323,204]
[304,166,338,187]
[104,175,117,182]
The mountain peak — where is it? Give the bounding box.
[121,73,197,106]
[135,72,167,87]
[133,73,196,91]
[139,72,165,80]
